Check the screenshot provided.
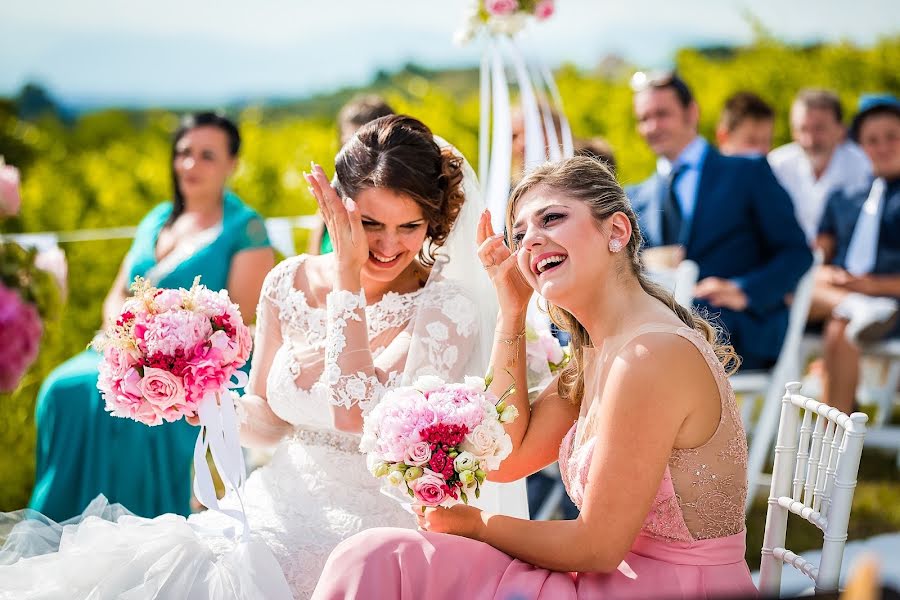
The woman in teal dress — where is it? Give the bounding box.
[28,112,275,521]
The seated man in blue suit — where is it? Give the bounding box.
[626,72,813,370]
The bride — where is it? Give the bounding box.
[0,115,527,599]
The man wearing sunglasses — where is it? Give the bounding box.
[626,72,812,371]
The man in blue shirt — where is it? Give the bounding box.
[809,94,900,413]
[626,73,812,370]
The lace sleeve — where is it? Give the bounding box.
[319,289,390,414]
[236,262,293,447]
[402,280,481,383]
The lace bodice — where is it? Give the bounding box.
[557,325,748,543]
[238,255,481,436]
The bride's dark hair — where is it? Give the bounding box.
[334,114,466,266]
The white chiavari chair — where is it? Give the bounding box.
[759,382,869,596]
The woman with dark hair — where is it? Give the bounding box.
[27,112,274,521]
[1,115,516,599]
[312,156,757,600]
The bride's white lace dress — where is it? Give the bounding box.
[191,254,486,597]
[0,254,491,600]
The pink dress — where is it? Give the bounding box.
[311,324,759,599]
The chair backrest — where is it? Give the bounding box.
[646,259,699,308]
[758,382,868,596]
[773,252,821,376]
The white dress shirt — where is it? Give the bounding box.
[768,140,871,244]
[844,178,886,276]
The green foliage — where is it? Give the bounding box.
[0,35,897,519]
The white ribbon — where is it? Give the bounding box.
[505,37,545,173]
[485,38,513,233]
[537,61,574,158]
[478,48,492,195]
[192,370,251,539]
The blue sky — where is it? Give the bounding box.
[1,0,896,107]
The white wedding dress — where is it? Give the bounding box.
[0,254,527,600]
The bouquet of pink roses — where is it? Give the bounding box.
[93,276,251,426]
[360,375,518,507]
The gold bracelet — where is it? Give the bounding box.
[497,328,525,367]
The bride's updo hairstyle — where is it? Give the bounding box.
[334,114,466,266]
[506,156,740,404]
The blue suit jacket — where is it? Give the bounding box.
[626,147,812,366]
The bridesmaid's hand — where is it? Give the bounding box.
[476,209,533,318]
[305,163,369,289]
[414,503,485,540]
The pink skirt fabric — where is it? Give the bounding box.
[311,528,758,599]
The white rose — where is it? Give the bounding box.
[415,375,445,393]
[460,423,497,459]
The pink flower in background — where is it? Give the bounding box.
[34,246,68,299]
[534,0,555,20]
[537,329,564,365]
[485,0,518,16]
[0,163,21,217]
[0,282,42,392]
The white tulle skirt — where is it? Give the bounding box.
[0,496,291,600]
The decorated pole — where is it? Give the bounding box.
[456,0,574,231]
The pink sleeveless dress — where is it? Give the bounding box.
[311,324,759,599]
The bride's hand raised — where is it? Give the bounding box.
[305,163,369,289]
[477,210,533,317]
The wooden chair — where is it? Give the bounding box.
[759,382,869,596]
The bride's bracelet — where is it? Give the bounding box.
[496,327,526,367]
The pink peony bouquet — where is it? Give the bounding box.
[0,281,42,392]
[361,375,518,507]
[93,276,251,426]
[455,0,555,43]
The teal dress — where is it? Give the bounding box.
[29,192,270,521]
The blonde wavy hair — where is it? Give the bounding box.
[506,156,740,404]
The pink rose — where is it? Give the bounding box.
[0,164,21,217]
[534,0,554,19]
[411,471,448,506]
[485,0,518,16]
[140,367,187,414]
[404,441,432,467]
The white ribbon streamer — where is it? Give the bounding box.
[485,39,513,232]
[537,61,574,158]
[192,370,251,539]
[478,48,492,195]
[504,37,545,173]
[530,64,562,161]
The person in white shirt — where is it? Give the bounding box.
[769,89,872,244]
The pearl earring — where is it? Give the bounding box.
[609,239,623,253]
